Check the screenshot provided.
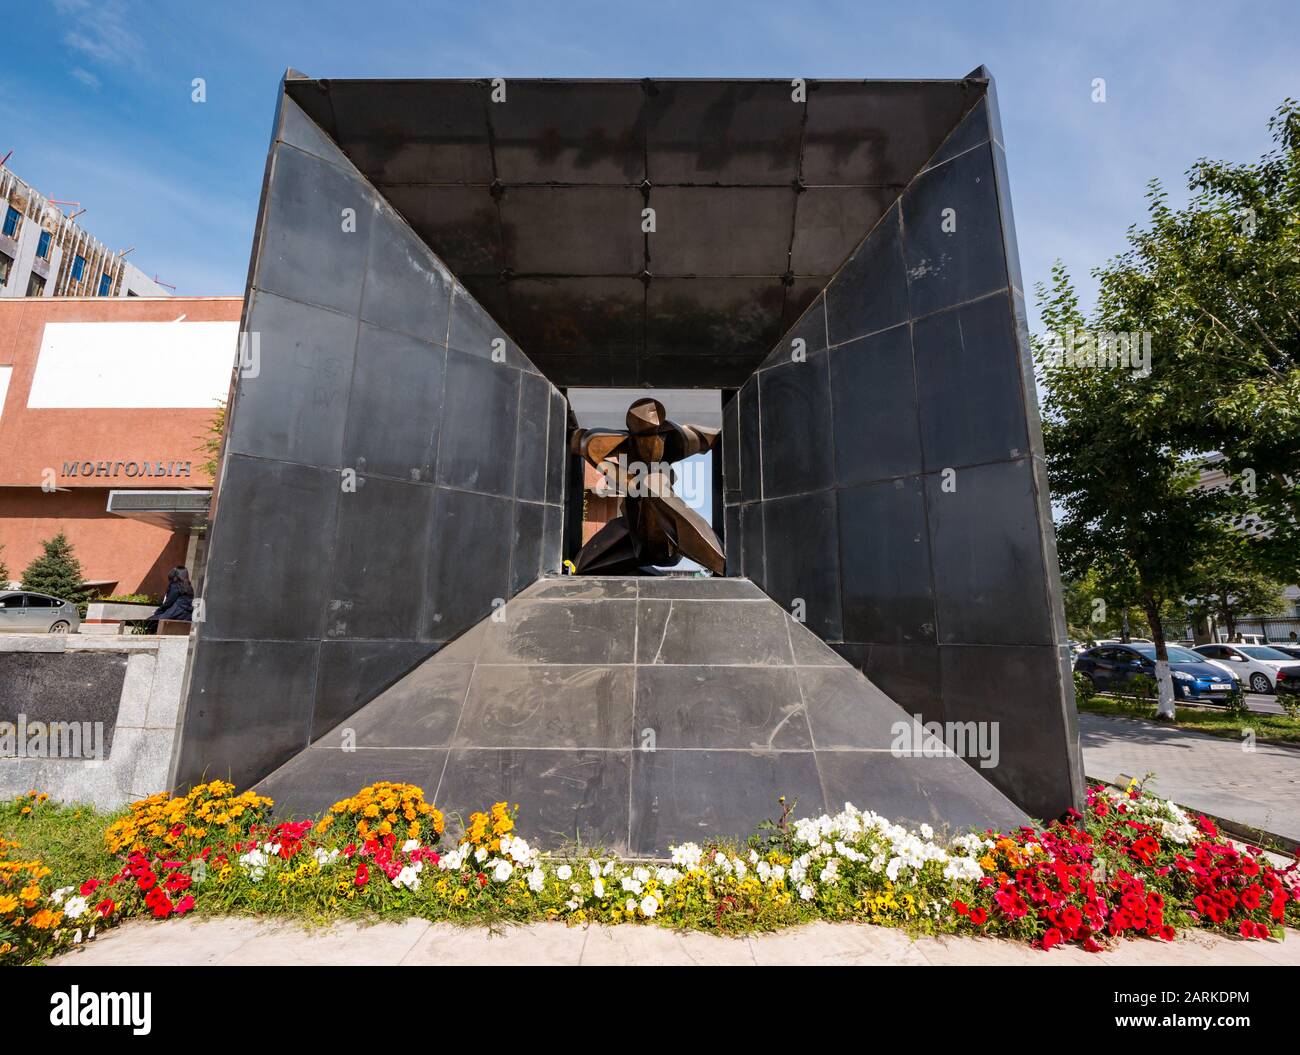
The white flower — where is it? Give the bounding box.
[51,887,73,905]
[493,859,514,883]
[633,866,650,884]
[589,860,601,879]
[799,884,815,901]
[920,823,934,840]
[670,843,703,870]
[593,878,605,899]
[620,876,643,895]
[557,865,573,881]
[625,898,637,913]
[528,867,545,893]
[63,896,88,920]
[402,839,420,853]
[640,894,659,917]
[313,847,340,868]
[474,846,488,864]
[392,865,421,891]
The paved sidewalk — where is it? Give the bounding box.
[49,916,1300,966]
[1079,712,1300,844]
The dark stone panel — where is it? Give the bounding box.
[912,292,1029,471]
[201,456,339,642]
[259,747,446,821]
[791,188,897,276]
[228,291,358,470]
[311,639,436,741]
[825,204,910,346]
[507,276,644,359]
[924,98,991,169]
[490,81,646,184]
[801,81,978,187]
[423,488,513,640]
[758,351,834,499]
[797,666,911,750]
[455,665,636,749]
[721,394,740,503]
[630,749,824,856]
[635,599,794,666]
[446,284,526,368]
[338,661,473,749]
[900,143,1008,318]
[436,350,520,496]
[342,323,444,483]
[635,665,810,750]
[175,640,319,791]
[858,643,942,715]
[737,378,762,503]
[545,389,567,506]
[323,80,493,185]
[816,750,1027,834]
[514,373,551,503]
[925,459,1053,646]
[542,503,564,574]
[479,598,637,664]
[724,503,743,575]
[509,501,545,596]
[327,476,436,640]
[1012,292,1046,460]
[649,186,793,276]
[0,653,127,755]
[838,477,936,645]
[830,324,922,485]
[993,143,1024,295]
[756,295,827,371]
[645,80,803,185]
[437,748,631,850]
[278,98,351,170]
[939,644,1081,820]
[361,204,454,345]
[383,185,502,279]
[761,490,842,641]
[789,621,843,665]
[256,143,373,316]
[637,577,764,599]
[740,502,765,589]
[502,186,645,275]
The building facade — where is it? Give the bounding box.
[1,165,168,300]
[0,296,241,597]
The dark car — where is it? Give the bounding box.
[1268,644,1300,661]
[1274,665,1300,695]
[1074,643,1240,700]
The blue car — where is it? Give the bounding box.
[1074,643,1240,700]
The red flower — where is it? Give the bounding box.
[968,906,988,925]
[174,894,196,915]
[1041,928,1063,951]
[79,878,101,896]
[952,900,969,916]
[95,897,115,918]
[135,871,157,892]
[354,862,369,887]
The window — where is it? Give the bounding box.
[36,229,51,259]
[0,250,12,284]
[26,272,45,296]
[71,254,86,281]
[0,594,25,610]
[2,206,19,238]
[98,272,112,296]
[25,595,59,608]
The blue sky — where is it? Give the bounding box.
[3,0,1297,330]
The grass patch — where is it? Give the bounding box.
[1077,694,1300,745]
[0,796,125,884]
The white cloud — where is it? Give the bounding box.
[69,67,101,91]
[51,0,144,69]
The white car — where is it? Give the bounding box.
[1194,642,1296,694]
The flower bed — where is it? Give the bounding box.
[2,781,1297,965]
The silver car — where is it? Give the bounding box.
[0,591,81,634]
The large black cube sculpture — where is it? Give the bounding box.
[175,70,1084,836]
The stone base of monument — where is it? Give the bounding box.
[258,577,1026,854]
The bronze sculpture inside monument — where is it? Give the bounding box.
[570,397,725,575]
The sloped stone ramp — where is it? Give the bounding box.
[259,577,1027,854]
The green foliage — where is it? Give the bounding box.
[1072,670,1096,701]
[20,532,92,613]
[198,400,226,480]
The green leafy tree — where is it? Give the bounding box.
[1184,537,1288,639]
[0,543,9,585]
[197,399,226,480]
[20,532,92,610]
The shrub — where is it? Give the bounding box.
[1073,670,1095,701]
[20,532,91,614]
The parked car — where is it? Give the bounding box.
[0,591,80,634]
[1193,642,1298,694]
[1274,666,1300,695]
[1267,644,1300,660]
[1074,643,1239,700]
